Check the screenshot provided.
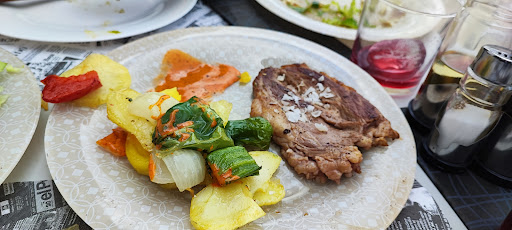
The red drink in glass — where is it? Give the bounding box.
[351,38,427,89]
[351,0,461,107]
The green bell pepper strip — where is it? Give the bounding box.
[225,117,273,151]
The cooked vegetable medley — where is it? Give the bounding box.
[151,96,275,187]
[53,51,285,230]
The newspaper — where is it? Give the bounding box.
[0,180,89,230]
[388,181,451,230]
[0,180,451,230]
[0,1,451,229]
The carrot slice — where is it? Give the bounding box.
[148,155,156,181]
[96,127,128,157]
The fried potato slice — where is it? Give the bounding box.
[190,183,265,230]
[128,92,179,126]
[209,100,232,127]
[189,152,283,229]
[61,53,131,107]
[253,177,285,206]
[242,151,282,195]
[106,89,155,151]
[125,133,150,176]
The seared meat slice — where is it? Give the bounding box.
[250,64,399,183]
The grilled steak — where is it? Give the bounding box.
[250,64,399,183]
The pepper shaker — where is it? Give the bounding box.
[422,45,512,171]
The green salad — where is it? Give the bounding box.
[284,0,363,29]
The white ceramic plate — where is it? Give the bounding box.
[256,0,448,41]
[0,0,196,42]
[45,26,416,229]
[256,0,358,40]
[0,48,41,184]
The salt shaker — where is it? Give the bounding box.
[422,45,512,171]
[408,0,512,129]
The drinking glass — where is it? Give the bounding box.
[351,0,463,106]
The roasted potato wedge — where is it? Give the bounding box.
[190,183,265,230]
[61,53,131,107]
[106,89,155,151]
[210,100,232,127]
[242,151,282,195]
[253,177,285,206]
[125,133,150,176]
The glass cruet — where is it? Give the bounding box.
[422,45,512,171]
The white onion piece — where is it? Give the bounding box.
[158,96,179,117]
[150,152,175,184]
[161,149,206,192]
[129,92,179,123]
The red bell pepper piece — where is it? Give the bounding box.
[41,70,102,103]
[96,127,128,157]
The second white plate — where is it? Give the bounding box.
[0,48,40,184]
[0,0,197,42]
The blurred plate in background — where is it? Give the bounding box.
[256,0,359,40]
[0,48,40,184]
[0,0,197,42]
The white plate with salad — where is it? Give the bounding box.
[45,26,415,229]
[0,0,196,42]
[256,0,363,40]
[0,48,41,184]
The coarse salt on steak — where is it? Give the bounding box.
[250,64,399,183]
